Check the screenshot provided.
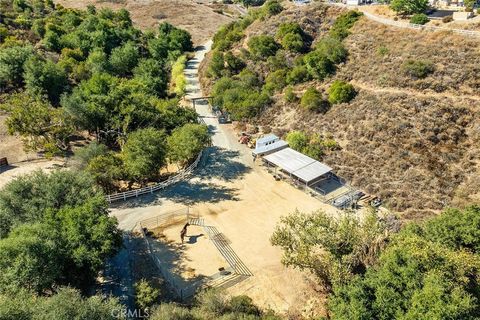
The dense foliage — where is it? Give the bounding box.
[285,130,339,159]
[0,288,122,320]
[390,0,429,15]
[327,80,356,104]
[410,13,429,24]
[0,1,205,191]
[149,289,280,320]
[0,170,121,293]
[208,9,361,120]
[329,206,480,319]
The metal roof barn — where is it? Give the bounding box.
[264,148,332,184]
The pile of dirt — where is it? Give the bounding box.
[54,0,235,45]
[200,3,480,219]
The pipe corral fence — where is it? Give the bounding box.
[138,208,206,301]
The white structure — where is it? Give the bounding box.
[453,11,473,20]
[253,134,288,157]
[263,148,333,186]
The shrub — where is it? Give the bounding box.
[442,15,453,23]
[377,45,389,56]
[402,59,435,78]
[208,51,225,78]
[248,35,279,58]
[286,65,310,84]
[330,11,363,40]
[284,86,297,102]
[281,33,304,53]
[264,69,287,93]
[263,0,283,17]
[224,52,245,74]
[410,13,429,25]
[327,80,356,104]
[316,37,348,64]
[303,51,335,80]
[301,88,324,111]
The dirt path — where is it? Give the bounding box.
[351,80,480,102]
[110,42,337,315]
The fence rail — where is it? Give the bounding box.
[327,2,480,38]
[106,150,203,203]
[362,11,480,38]
[139,224,205,300]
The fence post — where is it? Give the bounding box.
[123,193,126,201]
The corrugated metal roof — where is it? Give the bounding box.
[253,140,288,156]
[264,147,332,183]
[256,134,278,145]
[293,161,332,183]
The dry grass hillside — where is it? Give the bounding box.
[54,0,235,45]
[200,3,480,219]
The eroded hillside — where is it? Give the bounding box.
[200,3,480,218]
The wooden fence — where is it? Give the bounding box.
[106,150,203,203]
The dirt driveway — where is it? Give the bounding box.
[110,42,339,315]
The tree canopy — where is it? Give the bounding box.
[328,206,480,319]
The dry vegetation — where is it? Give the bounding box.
[54,0,235,45]
[200,3,480,219]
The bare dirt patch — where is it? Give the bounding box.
[54,0,235,45]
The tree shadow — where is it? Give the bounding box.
[198,146,251,182]
[146,234,208,301]
[162,180,239,206]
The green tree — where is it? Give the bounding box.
[86,153,124,193]
[0,170,104,238]
[271,210,388,289]
[85,48,109,75]
[285,131,309,152]
[263,0,283,16]
[423,205,480,253]
[248,35,279,58]
[327,80,356,104]
[167,123,209,165]
[73,142,109,170]
[135,279,160,311]
[0,288,122,319]
[133,58,168,97]
[208,50,225,78]
[2,94,73,156]
[328,207,480,320]
[303,50,335,80]
[23,55,68,104]
[301,87,325,112]
[284,86,297,103]
[263,69,287,93]
[109,41,140,77]
[390,0,428,15]
[52,197,122,284]
[0,45,33,88]
[286,65,310,84]
[0,223,64,294]
[121,128,167,181]
[316,37,348,64]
